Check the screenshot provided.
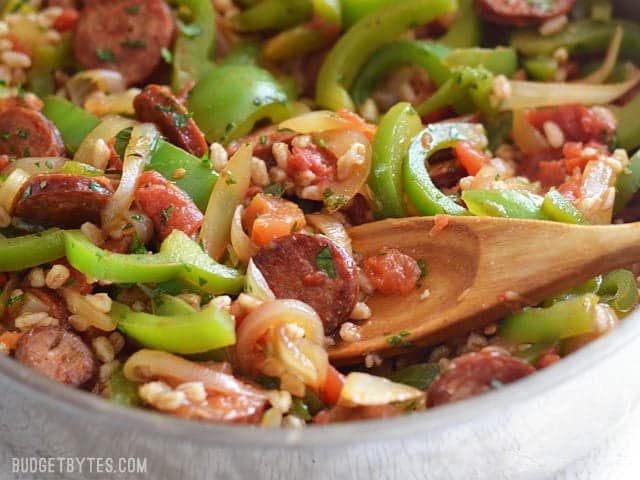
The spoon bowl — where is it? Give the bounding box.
[329,216,640,364]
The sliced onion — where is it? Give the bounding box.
[338,372,425,407]
[278,110,354,134]
[0,168,30,213]
[60,288,116,331]
[322,128,372,212]
[200,144,253,261]
[84,89,141,117]
[512,109,549,154]
[230,204,258,264]
[74,114,137,169]
[123,349,266,399]
[236,299,328,390]
[102,123,159,235]
[67,69,126,106]
[580,26,623,85]
[576,156,616,224]
[1,157,66,176]
[245,259,275,301]
[502,72,640,111]
[305,212,352,253]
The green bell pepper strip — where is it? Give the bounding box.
[369,102,422,219]
[510,20,640,64]
[315,0,458,111]
[41,96,218,211]
[188,65,292,144]
[387,362,440,390]
[231,0,313,32]
[610,92,640,151]
[262,24,332,62]
[443,47,518,78]
[171,0,216,92]
[523,56,559,82]
[404,122,487,216]
[613,150,640,214]
[158,230,244,295]
[61,161,104,177]
[113,300,236,355]
[153,293,196,315]
[598,269,638,313]
[109,366,142,407]
[340,0,393,27]
[65,230,244,294]
[350,41,452,108]
[0,229,65,272]
[499,294,600,343]
[438,0,481,48]
[462,189,550,220]
[541,189,588,224]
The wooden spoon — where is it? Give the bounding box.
[328,216,640,364]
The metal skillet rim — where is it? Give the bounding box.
[0,309,638,449]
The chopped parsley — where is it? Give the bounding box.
[316,246,336,279]
[22,184,31,199]
[160,205,174,226]
[322,188,348,210]
[131,214,145,222]
[490,379,504,389]
[417,258,428,280]
[161,47,173,64]
[177,20,202,38]
[263,183,284,197]
[95,48,115,62]
[124,5,140,15]
[225,173,237,185]
[89,180,102,192]
[1,131,9,141]
[7,293,23,306]
[172,112,193,129]
[114,127,133,159]
[120,39,146,49]
[130,231,147,254]
[39,180,47,189]
[386,330,412,348]
[290,221,298,233]
[259,135,268,145]
[16,128,28,139]
[16,84,25,101]
[45,159,53,169]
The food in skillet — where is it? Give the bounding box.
[0,0,639,426]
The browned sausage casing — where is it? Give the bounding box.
[133,84,208,158]
[0,107,65,158]
[475,0,575,26]
[72,0,175,86]
[427,350,535,407]
[253,234,359,334]
[13,174,112,228]
[15,326,97,387]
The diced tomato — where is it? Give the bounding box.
[336,110,377,141]
[321,365,345,405]
[563,141,607,172]
[363,248,422,295]
[287,143,336,183]
[536,160,566,189]
[454,141,488,176]
[53,8,79,32]
[243,193,306,247]
[527,104,616,147]
[0,155,9,173]
[558,168,583,203]
[134,170,203,241]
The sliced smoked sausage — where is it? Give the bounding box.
[72,0,175,86]
[253,234,359,334]
[15,326,96,387]
[475,0,575,26]
[133,84,208,157]
[13,174,112,228]
[0,107,65,158]
[427,350,535,407]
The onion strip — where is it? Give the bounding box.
[60,288,116,331]
[245,259,276,300]
[230,204,258,264]
[101,123,159,235]
[199,143,253,261]
[338,372,424,407]
[123,349,266,399]
[67,69,126,107]
[306,212,352,253]
[1,157,66,176]
[0,168,30,213]
[74,114,137,169]
[502,72,640,111]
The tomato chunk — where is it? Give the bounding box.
[242,193,307,247]
[134,170,203,241]
[363,248,422,295]
[526,104,615,145]
[454,141,488,176]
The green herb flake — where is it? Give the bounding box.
[172,112,193,129]
[114,127,133,159]
[259,135,268,145]
[263,183,284,197]
[316,246,336,279]
[8,293,23,306]
[65,279,78,288]
[39,180,47,189]
[22,184,31,199]
[125,5,140,14]
[120,39,146,49]
[89,180,102,192]
[96,48,116,62]
[161,47,173,64]
[16,84,25,101]
[130,231,147,254]
[417,259,428,280]
[290,221,298,233]
[45,159,53,169]
[490,379,504,389]
[225,173,237,186]
[177,20,202,38]
[161,205,174,226]
[1,132,9,141]
[16,128,28,139]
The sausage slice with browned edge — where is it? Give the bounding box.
[133,84,208,157]
[475,0,575,26]
[253,234,359,334]
[15,326,97,387]
[72,0,175,86]
[13,174,112,228]
[0,107,65,158]
[427,350,535,407]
